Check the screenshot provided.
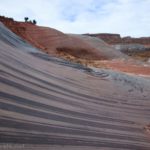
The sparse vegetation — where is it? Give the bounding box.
[33,19,37,25]
[24,17,37,25]
[24,17,29,22]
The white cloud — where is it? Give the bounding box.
[0,0,150,37]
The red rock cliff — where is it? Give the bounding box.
[84,33,150,45]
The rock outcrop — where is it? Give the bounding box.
[84,33,122,44]
[0,20,150,150]
[84,33,150,61]
[84,33,150,45]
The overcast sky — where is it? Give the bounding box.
[0,0,150,37]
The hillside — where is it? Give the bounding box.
[0,16,124,60]
[85,33,150,61]
[0,16,150,75]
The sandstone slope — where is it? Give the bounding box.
[0,19,150,150]
[0,16,125,60]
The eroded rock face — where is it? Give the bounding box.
[84,33,150,45]
[122,37,150,45]
[0,20,150,150]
